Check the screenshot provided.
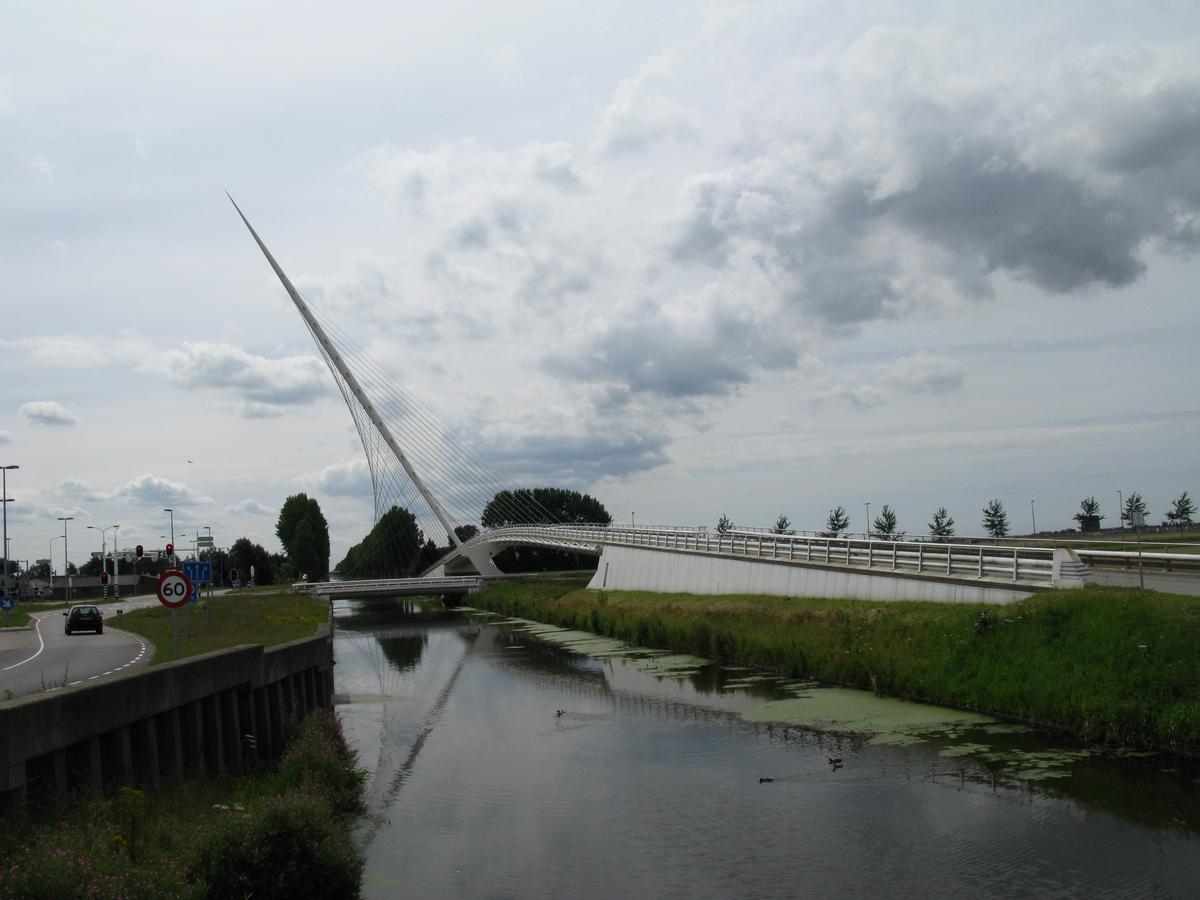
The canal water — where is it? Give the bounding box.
[333,598,1200,898]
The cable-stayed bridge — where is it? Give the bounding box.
[231,199,1120,605]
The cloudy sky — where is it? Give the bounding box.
[3,1,1199,568]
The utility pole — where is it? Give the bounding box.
[57,516,74,603]
[865,502,871,538]
[1030,499,1037,536]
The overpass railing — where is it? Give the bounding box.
[300,575,483,595]
[465,525,1057,584]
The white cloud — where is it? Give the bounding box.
[142,341,330,417]
[20,400,78,427]
[876,352,966,395]
[306,459,372,498]
[227,498,273,515]
[112,474,211,506]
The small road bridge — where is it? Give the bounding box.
[232,199,1193,605]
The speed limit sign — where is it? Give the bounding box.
[157,569,193,609]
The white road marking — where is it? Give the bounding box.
[1,613,47,671]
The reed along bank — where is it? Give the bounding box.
[470,580,1200,755]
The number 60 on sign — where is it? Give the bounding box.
[156,569,193,609]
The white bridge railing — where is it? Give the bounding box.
[463,524,1057,585]
[302,575,483,595]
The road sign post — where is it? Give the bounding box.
[157,569,193,659]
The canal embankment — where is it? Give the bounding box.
[0,591,368,898]
[470,579,1200,754]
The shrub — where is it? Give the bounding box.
[278,710,367,816]
[0,841,192,899]
[190,790,364,900]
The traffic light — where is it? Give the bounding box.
[99,571,109,585]
[166,543,174,556]
[135,544,144,559]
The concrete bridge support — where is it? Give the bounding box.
[588,544,1042,604]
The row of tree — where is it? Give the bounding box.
[1074,492,1194,532]
[721,490,1195,541]
[334,487,613,578]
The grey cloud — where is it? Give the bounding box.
[0,430,10,445]
[671,178,733,266]
[20,400,78,427]
[59,479,106,502]
[1099,83,1200,178]
[147,342,329,416]
[669,83,1200,331]
[485,429,670,486]
[545,303,798,399]
[882,144,1146,293]
[453,217,490,249]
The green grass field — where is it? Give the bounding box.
[115,592,330,664]
[472,580,1200,754]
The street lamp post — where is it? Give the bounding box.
[865,502,871,538]
[1116,490,1125,537]
[112,525,120,599]
[1,464,17,602]
[1030,500,1037,536]
[48,535,62,596]
[56,516,74,603]
[631,512,636,529]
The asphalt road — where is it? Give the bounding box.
[1090,568,1200,597]
[0,599,158,701]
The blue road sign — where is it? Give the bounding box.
[0,596,12,612]
[189,584,200,604]
[182,560,212,584]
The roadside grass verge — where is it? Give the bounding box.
[0,710,366,899]
[472,581,1200,754]
[0,611,33,629]
[116,592,329,664]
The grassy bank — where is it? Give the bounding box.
[0,710,366,899]
[116,592,329,664]
[471,581,1200,754]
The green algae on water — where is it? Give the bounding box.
[745,687,995,738]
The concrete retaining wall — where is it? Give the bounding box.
[0,624,334,810]
[587,545,1038,604]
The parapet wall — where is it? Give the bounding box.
[587,544,1038,604]
[0,624,334,810]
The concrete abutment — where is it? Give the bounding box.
[0,623,334,812]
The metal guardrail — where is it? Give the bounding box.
[464,525,1058,584]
